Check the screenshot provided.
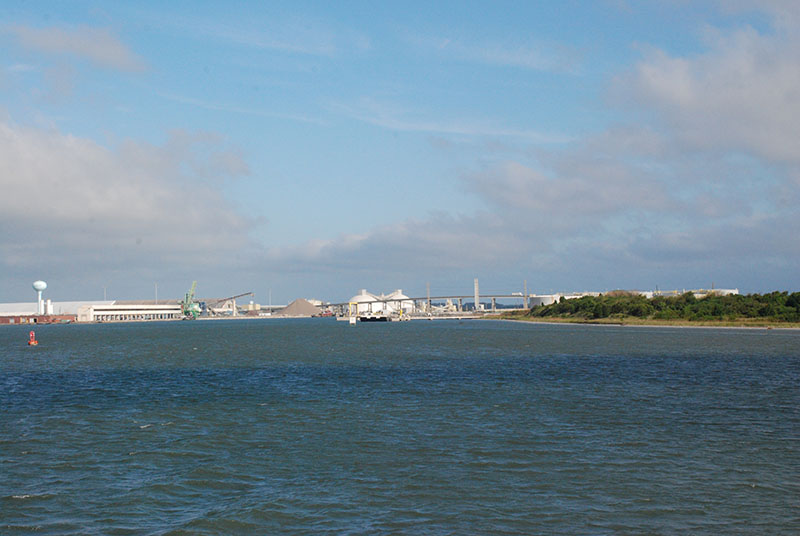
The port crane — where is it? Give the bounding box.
[181,281,201,319]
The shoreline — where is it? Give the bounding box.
[491,314,800,330]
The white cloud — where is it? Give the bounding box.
[621,21,800,163]
[256,157,677,291]
[409,34,581,73]
[141,11,370,58]
[630,214,800,265]
[6,25,147,72]
[465,160,672,222]
[157,92,328,125]
[334,98,570,143]
[189,21,338,57]
[265,212,529,274]
[719,0,800,26]
[0,121,257,297]
[260,118,797,294]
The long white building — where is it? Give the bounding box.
[76,302,182,322]
[0,300,183,323]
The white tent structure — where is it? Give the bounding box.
[349,289,382,315]
[347,289,416,316]
[383,289,414,314]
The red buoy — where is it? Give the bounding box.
[28,330,38,346]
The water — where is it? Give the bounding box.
[2,319,798,535]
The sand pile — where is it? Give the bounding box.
[275,298,321,317]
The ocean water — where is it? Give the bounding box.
[1,319,798,535]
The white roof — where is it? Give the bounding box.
[349,289,379,303]
[0,300,115,316]
[386,289,410,300]
[0,302,37,315]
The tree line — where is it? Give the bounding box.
[524,291,800,322]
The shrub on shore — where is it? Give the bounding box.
[520,292,800,323]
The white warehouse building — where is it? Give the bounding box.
[76,302,183,322]
[348,289,415,316]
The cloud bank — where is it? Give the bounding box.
[260,8,800,295]
[0,121,257,299]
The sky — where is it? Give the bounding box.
[1,0,798,303]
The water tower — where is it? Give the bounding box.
[33,280,47,315]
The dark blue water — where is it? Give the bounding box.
[2,319,798,534]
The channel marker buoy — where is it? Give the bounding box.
[28,330,38,346]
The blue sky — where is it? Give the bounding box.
[1,1,798,303]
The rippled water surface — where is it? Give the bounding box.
[2,319,799,534]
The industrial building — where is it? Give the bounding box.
[348,289,415,316]
[0,312,76,325]
[0,300,183,323]
[76,302,183,322]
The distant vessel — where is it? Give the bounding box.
[359,314,389,322]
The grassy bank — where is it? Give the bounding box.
[498,291,800,329]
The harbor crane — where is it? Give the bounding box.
[181,281,201,319]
